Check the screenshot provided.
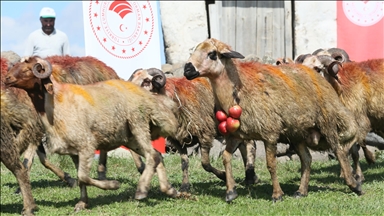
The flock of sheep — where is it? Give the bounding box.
[1,38,383,215]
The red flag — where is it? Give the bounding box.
[337,1,384,61]
[95,137,166,155]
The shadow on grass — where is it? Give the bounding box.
[309,159,384,184]
[0,175,173,215]
[188,176,343,202]
[189,160,384,202]
[0,175,152,214]
[3,179,68,192]
[0,203,24,215]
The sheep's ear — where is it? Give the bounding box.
[220,49,245,59]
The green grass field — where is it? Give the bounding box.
[1,152,383,215]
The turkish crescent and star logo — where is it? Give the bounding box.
[89,0,154,59]
[342,1,384,27]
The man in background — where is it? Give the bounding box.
[24,7,70,58]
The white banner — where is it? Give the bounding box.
[82,0,165,80]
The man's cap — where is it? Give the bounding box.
[40,7,56,18]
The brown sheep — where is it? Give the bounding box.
[276,52,376,179]
[5,56,181,212]
[313,55,384,180]
[184,38,362,202]
[1,57,39,215]
[128,68,260,192]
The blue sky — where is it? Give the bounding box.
[1,1,86,57]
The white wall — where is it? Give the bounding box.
[159,1,338,63]
[159,1,209,64]
[294,1,337,57]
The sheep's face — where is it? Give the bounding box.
[128,68,154,92]
[4,57,40,90]
[128,68,166,94]
[184,38,244,80]
[301,55,325,75]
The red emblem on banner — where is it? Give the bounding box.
[337,1,384,61]
[89,0,154,59]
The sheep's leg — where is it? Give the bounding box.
[350,144,364,181]
[361,144,375,165]
[17,143,77,194]
[2,157,37,216]
[166,138,191,192]
[14,144,36,194]
[73,151,121,212]
[70,155,87,212]
[77,151,120,189]
[291,141,312,197]
[201,146,226,182]
[22,143,36,173]
[35,145,77,187]
[238,140,259,185]
[223,138,242,203]
[134,148,178,199]
[155,154,180,198]
[134,143,163,200]
[334,147,364,195]
[130,150,146,174]
[264,141,284,202]
[97,150,108,180]
[340,144,365,182]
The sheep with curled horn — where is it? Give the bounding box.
[3,55,126,187]
[5,56,182,212]
[275,52,376,182]
[184,38,363,202]
[312,47,351,63]
[128,67,260,192]
[305,54,384,181]
[1,57,40,215]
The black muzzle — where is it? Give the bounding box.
[184,62,200,80]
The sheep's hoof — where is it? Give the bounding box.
[244,174,260,185]
[166,187,180,198]
[106,180,121,190]
[21,205,38,216]
[179,183,191,193]
[135,191,148,200]
[272,195,283,202]
[21,209,35,216]
[74,201,87,213]
[66,178,78,188]
[225,188,238,203]
[293,191,306,198]
[350,182,364,196]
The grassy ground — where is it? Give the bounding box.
[1,152,383,216]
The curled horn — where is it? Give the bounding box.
[327,48,350,63]
[312,48,325,55]
[146,68,167,90]
[32,58,52,79]
[295,53,311,64]
[317,55,342,80]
